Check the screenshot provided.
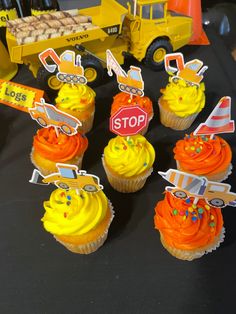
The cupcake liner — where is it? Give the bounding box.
[158,97,199,130]
[30,148,84,176]
[77,110,95,134]
[54,201,114,254]
[160,227,225,261]
[176,160,233,183]
[102,156,153,193]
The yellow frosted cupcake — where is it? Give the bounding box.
[158,78,205,130]
[55,83,96,134]
[102,134,155,193]
[42,189,114,254]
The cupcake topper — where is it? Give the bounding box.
[164,52,208,86]
[110,105,148,137]
[29,163,103,194]
[158,168,236,208]
[106,49,144,98]
[39,48,87,85]
[193,96,235,138]
[0,79,44,112]
[28,98,82,136]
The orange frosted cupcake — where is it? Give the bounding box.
[31,126,88,175]
[174,134,232,182]
[111,92,153,135]
[154,192,225,261]
[42,189,114,254]
[55,83,96,134]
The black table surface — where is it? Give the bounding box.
[0,28,236,314]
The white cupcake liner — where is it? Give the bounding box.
[54,200,114,254]
[102,156,153,193]
[160,227,225,261]
[77,111,95,134]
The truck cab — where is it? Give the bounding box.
[124,0,192,69]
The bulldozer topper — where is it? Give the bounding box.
[29,98,82,136]
[30,163,103,193]
[159,169,236,208]
[193,96,235,136]
[39,48,87,85]
[164,52,208,86]
[106,49,144,97]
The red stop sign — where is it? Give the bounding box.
[110,105,148,136]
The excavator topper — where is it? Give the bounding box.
[39,48,87,85]
[106,49,144,97]
[164,52,208,86]
[30,163,103,193]
[159,168,236,208]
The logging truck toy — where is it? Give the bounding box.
[106,49,144,97]
[164,52,208,86]
[6,0,209,92]
[29,98,82,136]
[39,48,87,85]
[158,169,236,208]
[193,96,235,136]
[30,163,103,193]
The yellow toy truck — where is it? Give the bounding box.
[6,0,208,92]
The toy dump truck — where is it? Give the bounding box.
[6,0,208,92]
[159,169,236,208]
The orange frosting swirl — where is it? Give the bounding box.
[111,92,153,119]
[154,192,223,250]
[174,134,232,175]
[33,127,88,162]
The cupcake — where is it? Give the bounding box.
[42,189,114,254]
[102,134,155,193]
[154,191,225,261]
[174,133,232,182]
[31,126,88,176]
[158,78,205,130]
[55,83,96,134]
[111,92,153,135]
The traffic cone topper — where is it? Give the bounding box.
[164,52,208,86]
[158,168,236,208]
[39,48,87,85]
[167,0,210,45]
[29,163,103,194]
[28,98,82,136]
[106,49,144,97]
[193,96,235,136]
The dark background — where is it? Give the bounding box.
[1,2,236,314]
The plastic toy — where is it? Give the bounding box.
[159,169,236,208]
[30,163,103,192]
[164,52,208,86]
[6,0,208,91]
[29,98,81,135]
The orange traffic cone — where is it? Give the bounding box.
[194,97,235,135]
[167,0,210,45]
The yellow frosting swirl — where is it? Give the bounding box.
[42,189,108,236]
[160,78,205,117]
[104,135,155,177]
[55,83,96,111]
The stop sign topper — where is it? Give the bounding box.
[110,105,148,136]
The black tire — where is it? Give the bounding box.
[83,184,98,192]
[37,117,47,127]
[36,66,63,94]
[173,190,187,199]
[144,39,173,70]
[208,198,225,208]
[57,182,69,190]
[81,55,104,87]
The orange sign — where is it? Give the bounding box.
[0,79,44,112]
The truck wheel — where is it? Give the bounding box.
[83,184,98,192]
[61,125,72,135]
[173,190,187,199]
[57,182,69,190]
[37,117,47,127]
[37,66,63,93]
[81,55,104,87]
[144,39,173,70]
[208,198,225,207]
